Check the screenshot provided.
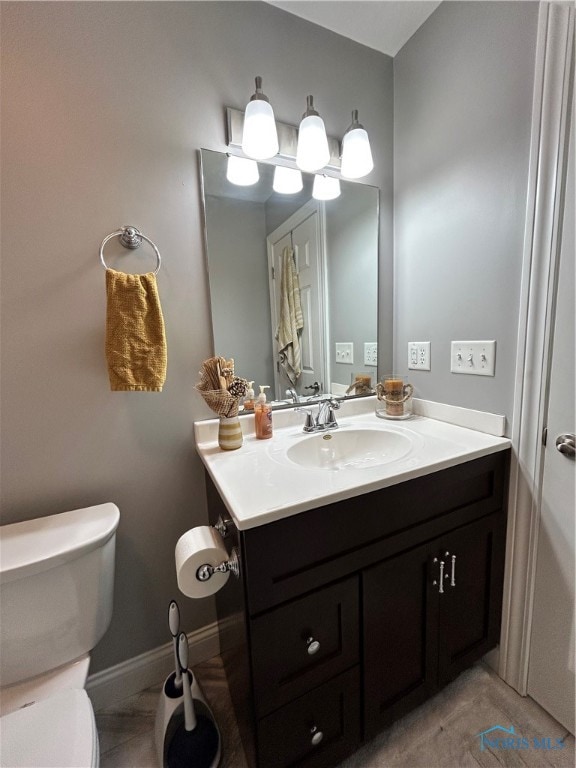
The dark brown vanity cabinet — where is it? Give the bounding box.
[363,512,506,738]
[206,450,509,768]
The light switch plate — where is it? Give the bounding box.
[450,341,496,376]
[335,342,354,364]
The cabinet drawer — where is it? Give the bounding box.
[242,452,509,614]
[250,577,359,717]
[257,667,360,768]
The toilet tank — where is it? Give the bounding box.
[0,503,120,688]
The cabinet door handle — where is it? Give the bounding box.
[450,554,456,587]
[306,637,320,655]
[310,725,323,746]
[438,561,445,593]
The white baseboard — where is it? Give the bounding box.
[86,621,220,712]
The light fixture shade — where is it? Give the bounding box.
[226,155,259,186]
[312,174,341,201]
[296,96,330,172]
[241,77,279,160]
[273,166,303,194]
[341,110,374,179]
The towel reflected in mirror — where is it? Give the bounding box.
[275,247,304,386]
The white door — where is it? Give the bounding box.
[267,202,327,400]
[527,117,575,734]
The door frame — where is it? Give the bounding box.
[499,1,574,695]
[266,200,329,398]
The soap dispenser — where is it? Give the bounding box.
[243,381,255,411]
[254,385,273,439]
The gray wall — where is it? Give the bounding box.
[204,196,274,389]
[328,185,379,386]
[0,1,393,673]
[393,1,539,427]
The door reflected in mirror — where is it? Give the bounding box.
[200,149,379,405]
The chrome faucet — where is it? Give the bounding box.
[285,387,300,404]
[298,397,341,432]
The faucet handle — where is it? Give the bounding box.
[326,407,339,428]
[326,397,342,426]
[295,407,315,432]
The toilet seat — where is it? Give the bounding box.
[0,688,99,767]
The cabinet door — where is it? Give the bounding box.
[436,513,506,685]
[363,540,440,739]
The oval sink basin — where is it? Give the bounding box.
[286,428,414,471]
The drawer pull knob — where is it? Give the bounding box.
[306,637,320,655]
[310,726,323,746]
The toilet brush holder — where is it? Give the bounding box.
[155,602,221,768]
[158,632,221,768]
[155,669,221,768]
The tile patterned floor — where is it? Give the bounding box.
[96,656,247,768]
[96,658,574,768]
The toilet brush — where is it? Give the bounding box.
[166,632,221,768]
[178,632,197,732]
[155,600,208,766]
[169,601,183,691]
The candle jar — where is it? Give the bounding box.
[376,375,414,420]
[348,372,373,396]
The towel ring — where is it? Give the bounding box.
[99,226,162,275]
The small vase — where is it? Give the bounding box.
[218,415,243,450]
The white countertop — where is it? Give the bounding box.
[194,397,511,531]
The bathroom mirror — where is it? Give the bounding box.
[200,149,379,405]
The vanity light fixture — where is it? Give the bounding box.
[272,166,303,195]
[241,77,279,161]
[340,110,374,179]
[226,155,259,186]
[312,174,341,201]
[296,95,331,173]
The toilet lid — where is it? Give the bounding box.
[0,689,98,767]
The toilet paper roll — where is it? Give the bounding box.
[175,526,230,598]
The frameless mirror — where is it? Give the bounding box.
[200,149,379,406]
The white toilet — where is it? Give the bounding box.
[0,503,120,767]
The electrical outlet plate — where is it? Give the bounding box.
[364,342,377,367]
[335,342,354,364]
[450,340,496,376]
[408,342,431,370]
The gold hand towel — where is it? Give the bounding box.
[105,268,167,391]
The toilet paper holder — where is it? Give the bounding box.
[213,516,231,539]
[196,547,239,583]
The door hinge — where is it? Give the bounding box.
[542,427,548,446]
[271,266,275,280]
